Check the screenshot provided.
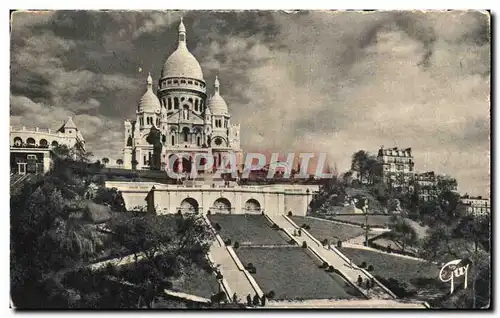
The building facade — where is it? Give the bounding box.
[459,195,491,217]
[10,117,85,174]
[377,146,415,189]
[123,18,242,172]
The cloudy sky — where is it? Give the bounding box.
[10,10,490,196]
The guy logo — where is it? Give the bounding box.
[439,258,472,294]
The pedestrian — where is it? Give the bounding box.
[253,294,260,306]
[370,277,375,288]
[298,228,302,237]
[365,278,371,290]
[247,294,252,307]
[350,259,353,269]
[293,229,297,236]
[357,275,363,287]
[233,292,238,304]
[261,295,266,306]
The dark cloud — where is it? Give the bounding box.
[9,10,491,196]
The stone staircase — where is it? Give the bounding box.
[266,214,396,301]
[209,243,258,301]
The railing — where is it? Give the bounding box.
[11,144,50,149]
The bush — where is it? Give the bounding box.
[360,262,367,269]
[266,291,275,299]
[327,265,335,272]
[322,239,329,246]
[215,223,222,231]
[224,239,232,246]
[105,263,118,276]
[386,245,392,253]
[319,262,328,269]
[289,239,297,245]
[233,241,240,249]
[288,211,293,216]
[177,210,182,215]
[272,223,280,230]
[246,263,257,274]
[367,265,374,272]
[337,240,342,248]
[302,241,307,248]
[211,291,227,303]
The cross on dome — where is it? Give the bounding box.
[214,75,220,94]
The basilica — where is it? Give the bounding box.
[123,18,242,173]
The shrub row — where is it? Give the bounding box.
[358,261,374,272]
[245,262,257,274]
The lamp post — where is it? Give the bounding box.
[216,271,224,308]
[363,199,369,246]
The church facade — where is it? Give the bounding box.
[123,18,242,173]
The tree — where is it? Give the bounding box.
[107,213,214,308]
[102,158,110,166]
[10,177,104,308]
[351,150,369,183]
[387,216,419,252]
[116,159,124,167]
[420,216,491,308]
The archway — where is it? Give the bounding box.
[213,198,231,214]
[39,139,48,147]
[244,199,261,214]
[179,197,199,214]
[26,137,36,146]
[13,137,22,147]
[182,156,192,173]
[51,140,59,147]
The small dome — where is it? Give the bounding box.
[161,19,204,81]
[207,75,228,115]
[138,73,161,113]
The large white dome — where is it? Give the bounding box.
[161,18,204,81]
[161,45,204,80]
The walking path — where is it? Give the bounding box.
[266,299,428,308]
[209,243,259,301]
[267,214,396,300]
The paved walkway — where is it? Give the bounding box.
[266,299,427,308]
[209,242,257,302]
[267,214,395,300]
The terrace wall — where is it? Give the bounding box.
[106,181,318,215]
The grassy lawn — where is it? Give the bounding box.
[208,214,290,245]
[329,214,391,228]
[236,246,363,300]
[290,216,365,242]
[339,247,448,299]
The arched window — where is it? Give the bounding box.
[171,135,175,146]
[39,139,48,147]
[156,118,160,126]
[188,98,193,104]
[168,98,172,110]
[195,99,199,111]
[197,136,201,147]
[174,97,179,109]
[127,136,133,146]
[51,140,59,147]
[183,127,189,142]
